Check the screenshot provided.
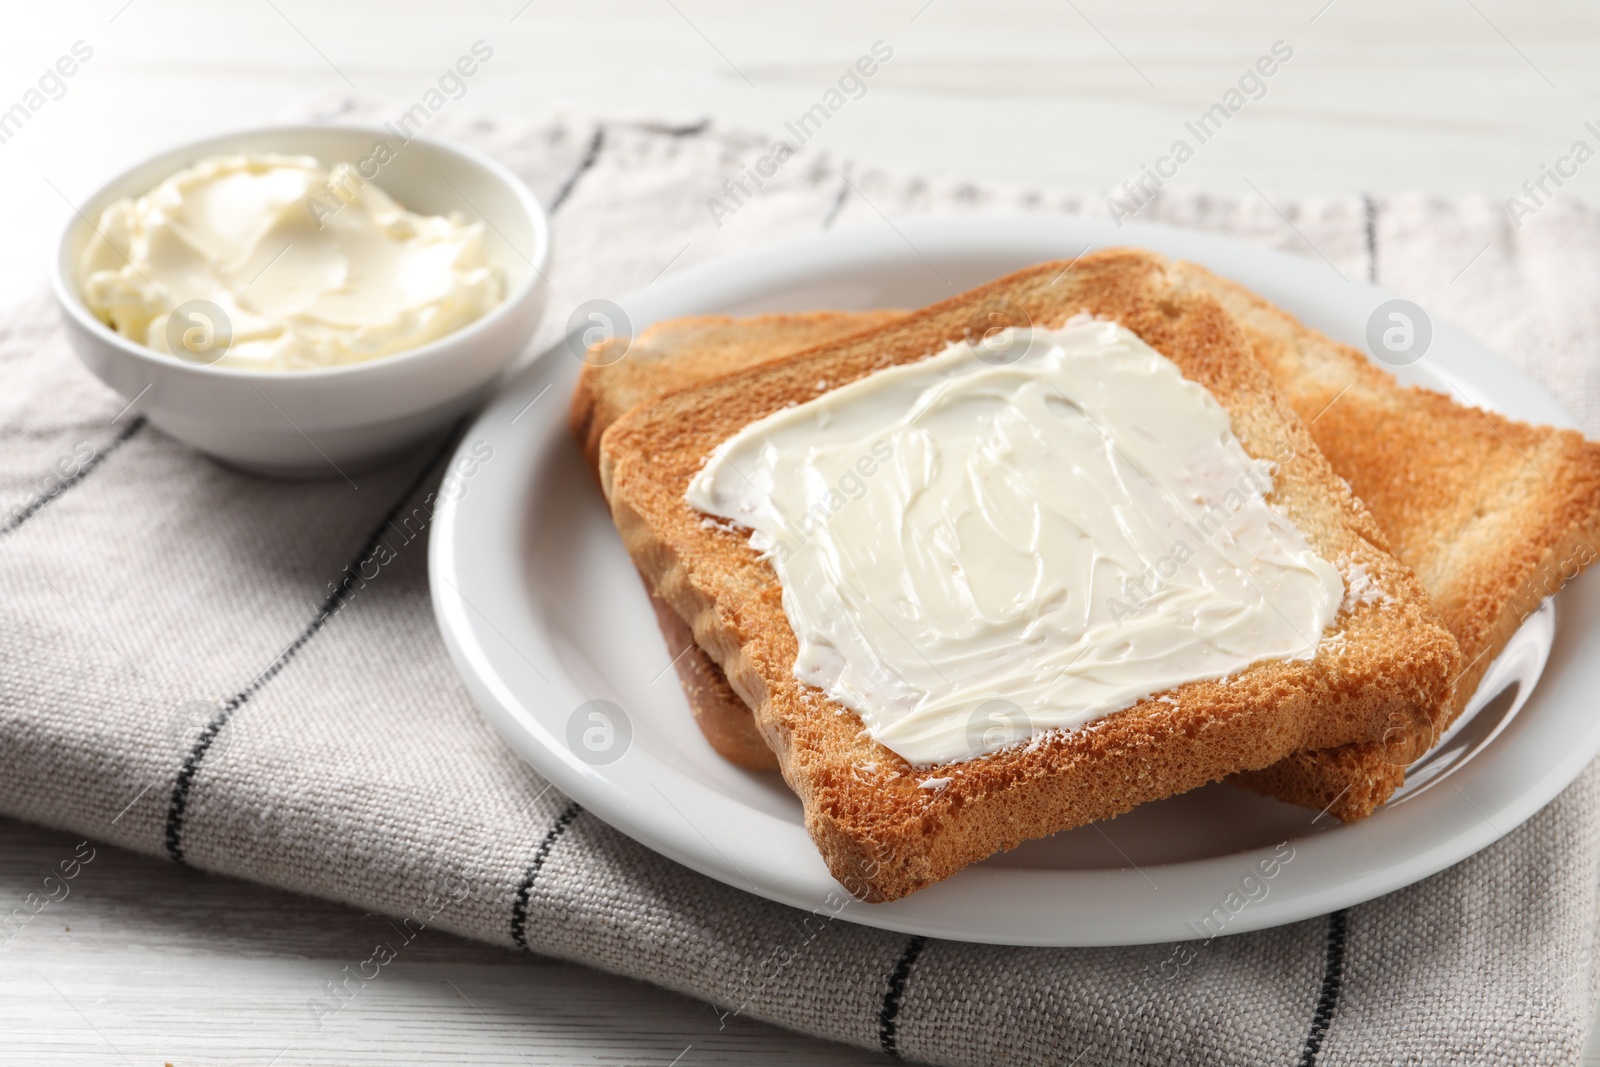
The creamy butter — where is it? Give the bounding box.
[79,153,504,370]
[685,315,1345,766]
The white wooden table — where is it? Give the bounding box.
[4,1,1599,1061]
[0,816,886,1065]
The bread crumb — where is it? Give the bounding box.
[918,776,952,791]
[1024,727,1065,753]
[1339,557,1392,613]
[815,380,829,391]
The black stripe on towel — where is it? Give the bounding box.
[1361,193,1378,283]
[820,165,853,230]
[549,126,606,214]
[510,799,584,950]
[635,118,711,138]
[878,934,928,1058]
[1297,909,1349,1067]
[163,435,456,864]
[1,416,145,540]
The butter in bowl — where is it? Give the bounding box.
[53,125,549,477]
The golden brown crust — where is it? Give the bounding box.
[1184,265,1600,816]
[646,579,779,771]
[571,310,905,474]
[572,311,907,769]
[1232,743,1405,822]
[598,250,1458,901]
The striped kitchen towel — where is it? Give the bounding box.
[4,101,1600,1066]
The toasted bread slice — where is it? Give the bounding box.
[1180,265,1600,817]
[597,250,1457,901]
[572,310,905,476]
[575,272,1600,820]
[573,312,905,770]
[639,589,775,770]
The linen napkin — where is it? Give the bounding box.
[3,101,1600,1066]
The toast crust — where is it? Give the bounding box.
[646,576,778,770]
[571,312,905,771]
[572,310,905,475]
[599,250,1458,901]
[1183,266,1600,817]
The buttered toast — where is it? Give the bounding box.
[575,312,905,771]
[595,250,1457,901]
[572,310,905,480]
[573,266,1600,823]
[1182,265,1600,817]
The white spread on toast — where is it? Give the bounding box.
[1338,557,1391,613]
[685,315,1345,766]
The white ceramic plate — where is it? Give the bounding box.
[430,217,1600,946]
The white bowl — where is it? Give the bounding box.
[51,124,550,478]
